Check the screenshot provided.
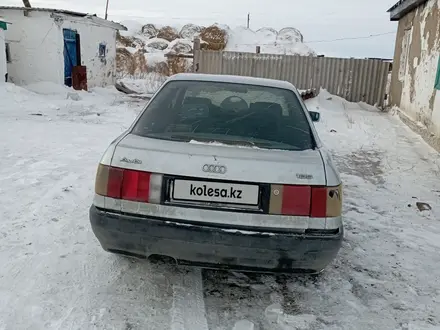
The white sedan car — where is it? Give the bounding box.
[90,73,343,274]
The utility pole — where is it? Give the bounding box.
[247,12,250,29]
[105,0,109,20]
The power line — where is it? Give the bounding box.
[187,31,398,47]
[305,31,396,44]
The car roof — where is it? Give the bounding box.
[168,73,297,91]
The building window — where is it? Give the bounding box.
[98,43,106,58]
[5,43,11,63]
[435,56,440,90]
[399,28,412,82]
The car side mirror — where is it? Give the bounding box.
[309,111,320,122]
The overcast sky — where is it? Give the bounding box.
[3,0,399,58]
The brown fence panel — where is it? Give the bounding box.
[194,50,390,106]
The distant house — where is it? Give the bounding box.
[388,0,440,135]
[0,7,126,88]
[0,17,9,82]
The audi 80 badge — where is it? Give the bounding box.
[202,164,227,174]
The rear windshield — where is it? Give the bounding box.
[132,80,315,151]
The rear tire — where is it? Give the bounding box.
[148,254,178,266]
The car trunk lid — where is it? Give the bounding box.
[111,134,326,185]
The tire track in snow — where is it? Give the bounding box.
[170,267,209,330]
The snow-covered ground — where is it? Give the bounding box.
[1,82,440,330]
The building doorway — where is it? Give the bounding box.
[63,29,80,87]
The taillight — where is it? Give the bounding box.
[310,187,327,217]
[95,164,162,203]
[107,167,123,199]
[121,169,151,202]
[269,184,342,217]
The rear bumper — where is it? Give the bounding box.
[90,205,343,274]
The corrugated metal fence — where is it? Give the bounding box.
[194,50,390,106]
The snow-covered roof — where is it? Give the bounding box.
[169,73,297,90]
[387,0,429,21]
[0,16,11,23]
[0,6,127,31]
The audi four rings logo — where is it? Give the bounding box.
[202,164,227,174]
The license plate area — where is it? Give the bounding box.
[163,175,270,213]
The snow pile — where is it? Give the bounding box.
[117,23,198,78]
[118,73,167,95]
[23,82,74,95]
[0,81,140,125]
[226,26,315,55]
[116,22,316,79]
[180,23,202,40]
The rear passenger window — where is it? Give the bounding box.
[132,81,314,151]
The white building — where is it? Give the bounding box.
[0,7,126,88]
[0,17,8,82]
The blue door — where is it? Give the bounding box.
[63,29,78,87]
